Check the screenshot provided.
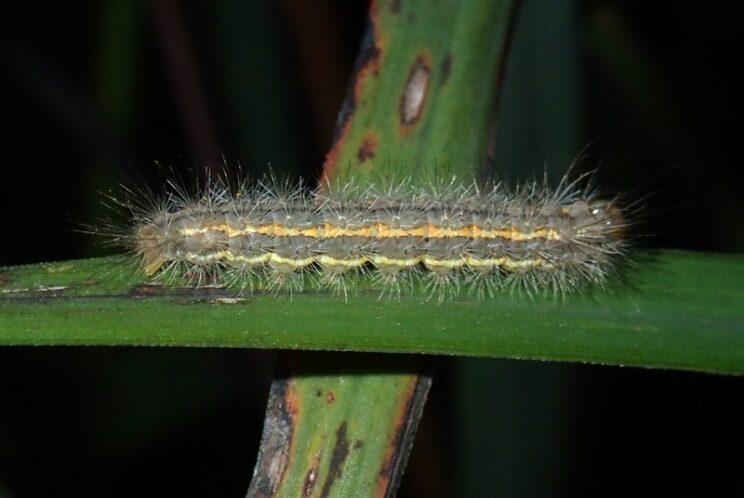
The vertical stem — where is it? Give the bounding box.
[247,354,431,497]
[247,1,517,496]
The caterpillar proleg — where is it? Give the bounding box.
[105,172,628,301]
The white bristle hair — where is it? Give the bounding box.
[95,169,630,302]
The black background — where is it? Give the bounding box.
[1,1,742,497]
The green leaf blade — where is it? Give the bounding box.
[2,250,742,374]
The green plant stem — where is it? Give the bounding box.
[247,0,520,494]
[246,353,430,497]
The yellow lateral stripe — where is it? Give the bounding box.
[186,252,316,268]
[368,255,424,268]
[267,254,316,268]
[316,255,369,268]
[178,222,561,241]
[422,256,466,269]
[224,253,270,265]
[182,251,554,272]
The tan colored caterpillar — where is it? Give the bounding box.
[112,173,628,300]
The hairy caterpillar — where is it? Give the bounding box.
[104,172,628,301]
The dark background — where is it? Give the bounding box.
[1,1,742,497]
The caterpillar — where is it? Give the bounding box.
[104,172,628,301]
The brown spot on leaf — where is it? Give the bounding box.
[303,454,321,497]
[34,285,68,294]
[211,297,246,305]
[357,132,379,163]
[354,440,364,449]
[399,55,431,133]
[128,283,165,298]
[128,283,238,301]
[319,422,350,497]
[0,286,66,296]
[440,53,452,85]
[326,391,336,404]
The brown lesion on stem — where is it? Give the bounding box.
[357,132,380,163]
[302,453,322,497]
[0,273,13,286]
[375,374,432,498]
[440,53,452,85]
[246,379,300,498]
[319,422,352,497]
[484,1,521,171]
[322,10,383,181]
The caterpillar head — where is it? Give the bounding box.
[567,200,627,241]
